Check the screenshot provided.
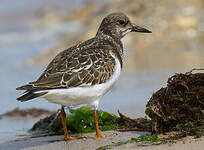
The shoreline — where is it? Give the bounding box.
[0,131,203,150]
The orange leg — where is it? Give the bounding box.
[94,106,115,139]
[60,106,80,140]
[94,107,103,138]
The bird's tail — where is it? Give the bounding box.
[16,91,47,102]
[16,84,34,91]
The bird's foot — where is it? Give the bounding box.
[64,136,83,141]
[94,133,115,139]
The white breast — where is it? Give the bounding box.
[40,54,121,108]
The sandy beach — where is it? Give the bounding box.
[1,0,203,150]
[0,131,203,150]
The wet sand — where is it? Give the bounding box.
[0,131,203,150]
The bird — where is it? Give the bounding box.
[16,12,151,140]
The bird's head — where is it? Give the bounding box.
[97,12,151,39]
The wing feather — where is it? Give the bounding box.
[17,39,116,91]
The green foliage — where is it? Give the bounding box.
[66,106,118,133]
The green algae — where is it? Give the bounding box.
[97,140,130,150]
[65,106,118,133]
[130,134,161,144]
[30,106,118,135]
[29,69,204,143]
[97,134,163,150]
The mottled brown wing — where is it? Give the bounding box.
[26,45,115,91]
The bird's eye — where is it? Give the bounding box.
[118,20,126,25]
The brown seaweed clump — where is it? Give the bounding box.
[145,69,204,135]
[29,69,204,139]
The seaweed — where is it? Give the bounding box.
[65,106,118,133]
[97,134,163,150]
[145,69,204,135]
[30,106,118,135]
[130,134,160,144]
[117,110,151,132]
[30,69,204,141]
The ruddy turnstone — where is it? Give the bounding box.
[16,12,151,140]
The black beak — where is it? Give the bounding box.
[131,24,152,33]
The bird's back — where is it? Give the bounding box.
[16,35,122,102]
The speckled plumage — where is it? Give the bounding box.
[16,12,151,140]
[16,12,151,106]
[19,36,117,91]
